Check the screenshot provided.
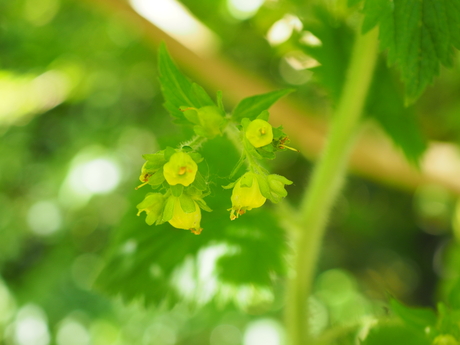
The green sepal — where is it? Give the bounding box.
[142,152,166,167]
[164,147,176,161]
[159,196,175,224]
[254,174,272,200]
[182,107,199,124]
[179,194,196,213]
[267,174,292,203]
[256,110,270,121]
[188,152,203,164]
[171,184,184,197]
[147,171,165,187]
[222,181,236,189]
[192,171,207,191]
[239,172,254,188]
[196,198,212,212]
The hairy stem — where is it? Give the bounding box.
[286,27,380,345]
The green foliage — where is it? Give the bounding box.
[231,89,293,122]
[362,0,460,103]
[299,7,427,164]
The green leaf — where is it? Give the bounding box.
[366,61,427,165]
[390,299,437,330]
[232,89,293,122]
[362,323,430,345]
[158,44,216,121]
[362,0,460,103]
[191,83,215,107]
[179,194,196,213]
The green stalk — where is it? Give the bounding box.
[286,27,379,345]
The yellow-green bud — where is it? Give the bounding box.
[168,197,202,234]
[136,193,164,225]
[230,172,266,220]
[245,119,273,148]
[163,152,197,186]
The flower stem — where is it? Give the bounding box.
[286,26,379,345]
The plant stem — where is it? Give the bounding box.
[286,27,380,345]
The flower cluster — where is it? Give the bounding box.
[136,148,211,235]
[136,46,296,234]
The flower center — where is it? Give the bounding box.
[178,166,187,175]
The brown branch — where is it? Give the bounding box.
[83,0,460,195]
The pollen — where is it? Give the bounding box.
[178,166,187,175]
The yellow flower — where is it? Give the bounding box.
[245,119,273,148]
[163,152,197,186]
[136,193,164,225]
[230,172,266,220]
[169,197,202,235]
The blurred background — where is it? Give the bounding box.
[1,0,460,344]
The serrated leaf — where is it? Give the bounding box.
[362,0,460,103]
[158,44,215,121]
[191,83,215,107]
[232,89,293,122]
[366,61,427,165]
[299,8,353,102]
[390,299,437,330]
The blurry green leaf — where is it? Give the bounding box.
[362,0,460,103]
[300,8,353,102]
[232,89,293,122]
[300,10,426,164]
[390,299,437,330]
[436,303,460,339]
[362,323,430,345]
[366,61,427,165]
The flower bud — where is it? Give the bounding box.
[163,152,198,186]
[245,119,273,148]
[136,193,165,225]
[168,197,202,234]
[267,174,293,203]
[230,172,266,220]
